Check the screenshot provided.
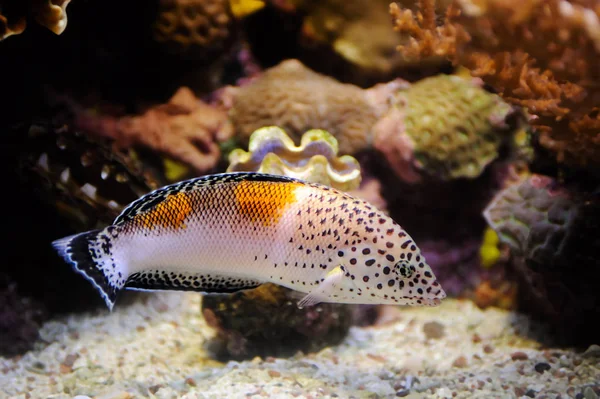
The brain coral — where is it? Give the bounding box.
[227,126,362,191]
[153,0,233,60]
[483,174,600,345]
[374,74,516,181]
[228,59,379,155]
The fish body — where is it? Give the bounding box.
[53,172,446,310]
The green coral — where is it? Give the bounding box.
[227,126,362,191]
[400,75,514,180]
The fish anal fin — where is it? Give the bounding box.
[297,265,347,308]
[125,270,262,294]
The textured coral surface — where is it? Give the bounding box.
[153,0,234,60]
[391,0,600,168]
[229,59,378,155]
[374,74,517,181]
[484,174,600,345]
[202,284,354,360]
[71,87,234,175]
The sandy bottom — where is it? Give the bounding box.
[1,293,599,399]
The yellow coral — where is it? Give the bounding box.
[479,227,501,269]
[227,126,362,191]
[229,0,265,18]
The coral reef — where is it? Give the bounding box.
[390,0,600,168]
[0,275,47,357]
[484,174,600,345]
[69,87,234,176]
[0,0,70,40]
[226,59,381,155]
[296,0,407,74]
[152,0,235,61]
[202,284,354,360]
[227,126,362,191]
[17,122,164,231]
[373,74,518,182]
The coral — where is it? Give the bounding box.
[390,0,600,168]
[17,122,164,230]
[0,0,70,40]
[229,0,265,18]
[201,283,354,360]
[483,174,600,345]
[479,227,501,269]
[70,87,234,176]
[297,0,408,73]
[152,0,234,61]
[227,126,362,191]
[227,59,380,155]
[0,274,47,357]
[373,74,518,182]
[203,295,376,362]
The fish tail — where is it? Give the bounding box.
[52,227,125,310]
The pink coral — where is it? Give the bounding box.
[71,87,234,174]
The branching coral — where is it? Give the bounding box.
[70,87,234,175]
[227,59,381,155]
[0,0,71,40]
[390,0,600,168]
[152,0,234,60]
[227,126,362,191]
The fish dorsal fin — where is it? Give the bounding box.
[114,172,303,225]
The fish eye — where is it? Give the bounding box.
[395,260,413,278]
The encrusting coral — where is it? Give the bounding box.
[0,0,71,40]
[373,74,518,182]
[483,174,600,345]
[226,59,383,155]
[152,0,234,61]
[227,126,362,191]
[68,87,234,176]
[390,0,600,168]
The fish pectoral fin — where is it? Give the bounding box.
[297,265,346,308]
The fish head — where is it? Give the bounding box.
[342,219,446,306]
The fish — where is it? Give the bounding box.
[52,172,446,310]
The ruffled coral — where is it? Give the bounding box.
[227,59,380,155]
[70,87,234,175]
[483,174,600,345]
[390,0,600,168]
[227,126,362,191]
[0,0,70,40]
[152,0,234,60]
[373,74,518,181]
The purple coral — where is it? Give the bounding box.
[484,174,600,346]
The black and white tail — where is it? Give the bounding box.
[52,228,125,310]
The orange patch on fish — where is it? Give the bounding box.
[234,181,299,226]
[137,191,193,230]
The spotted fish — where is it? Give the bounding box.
[52,172,446,310]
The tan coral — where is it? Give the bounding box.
[0,0,71,40]
[153,0,233,60]
[72,87,234,174]
[227,126,362,191]
[390,0,600,168]
[228,59,380,155]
